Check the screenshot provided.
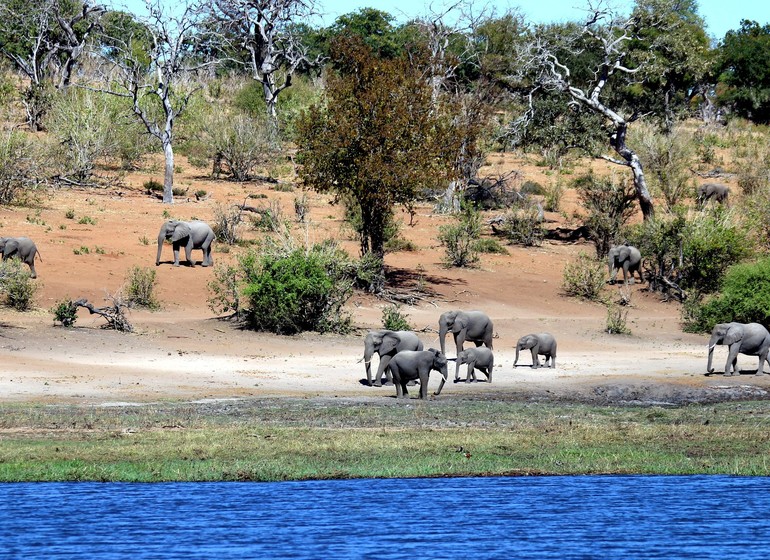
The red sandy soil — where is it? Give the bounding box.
[1,153,766,406]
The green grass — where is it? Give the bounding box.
[1,399,770,481]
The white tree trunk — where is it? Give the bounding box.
[163,140,174,204]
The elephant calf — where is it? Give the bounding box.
[697,183,729,207]
[0,236,40,278]
[156,219,215,267]
[454,347,494,383]
[389,349,449,399]
[707,322,770,376]
[514,333,557,368]
[608,244,643,285]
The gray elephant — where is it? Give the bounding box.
[363,330,423,387]
[389,348,449,399]
[608,244,643,285]
[707,322,770,376]
[0,236,40,278]
[514,333,557,368]
[156,220,214,267]
[454,347,494,383]
[438,310,494,358]
[697,183,729,207]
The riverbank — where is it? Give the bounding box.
[2,397,770,481]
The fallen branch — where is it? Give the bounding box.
[74,296,133,332]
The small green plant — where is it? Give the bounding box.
[493,207,545,247]
[123,266,160,310]
[138,235,150,245]
[0,259,38,311]
[382,304,412,331]
[473,238,509,254]
[52,299,78,327]
[384,236,418,252]
[162,210,171,219]
[544,181,563,212]
[195,189,208,199]
[605,302,630,334]
[78,216,96,225]
[65,209,75,219]
[438,207,481,267]
[520,180,545,195]
[172,186,188,197]
[144,179,163,192]
[73,246,90,255]
[59,224,67,230]
[271,183,294,192]
[562,252,607,301]
[94,246,105,255]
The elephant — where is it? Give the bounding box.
[389,348,449,399]
[514,333,557,368]
[363,330,424,387]
[454,347,494,383]
[608,244,643,285]
[438,310,494,358]
[0,236,40,278]
[707,322,770,376]
[156,220,215,267]
[697,183,729,207]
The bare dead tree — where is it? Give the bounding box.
[0,0,105,130]
[74,296,133,332]
[525,4,656,220]
[209,0,320,133]
[93,0,218,203]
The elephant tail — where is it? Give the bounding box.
[35,249,42,262]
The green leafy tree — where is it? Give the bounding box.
[717,20,770,123]
[296,36,456,258]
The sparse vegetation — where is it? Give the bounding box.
[382,304,412,331]
[562,252,607,301]
[438,207,481,267]
[122,266,160,310]
[0,259,38,311]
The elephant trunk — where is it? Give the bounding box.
[434,367,448,396]
[156,231,166,266]
[363,343,375,386]
[439,323,448,356]
[514,345,520,366]
[707,343,716,373]
[454,358,462,382]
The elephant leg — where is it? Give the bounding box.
[725,346,741,376]
[757,351,769,376]
[186,244,195,267]
[454,333,466,358]
[27,262,37,279]
[486,364,493,383]
[374,355,392,387]
[466,361,476,383]
[419,374,429,399]
[530,346,539,368]
[172,245,182,266]
[202,246,213,267]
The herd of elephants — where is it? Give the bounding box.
[3,196,770,399]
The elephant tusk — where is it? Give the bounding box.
[708,344,716,351]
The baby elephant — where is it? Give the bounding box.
[389,349,449,399]
[454,347,494,383]
[514,333,557,368]
[0,236,40,278]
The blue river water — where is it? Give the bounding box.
[1,475,769,559]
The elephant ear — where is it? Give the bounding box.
[724,325,744,346]
[3,239,19,255]
[170,222,191,243]
[379,333,400,355]
[453,315,468,332]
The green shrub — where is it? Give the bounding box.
[355,252,385,293]
[492,207,545,246]
[78,216,96,225]
[384,236,417,252]
[52,299,78,327]
[243,247,352,334]
[0,259,38,311]
[543,181,563,212]
[123,266,160,310]
[683,257,770,332]
[438,208,481,267]
[0,129,40,205]
[520,180,545,195]
[574,172,635,258]
[473,238,508,254]
[562,252,607,301]
[382,304,412,331]
[144,180,163,193]
[208,263,243,318]
[605,302,630,334]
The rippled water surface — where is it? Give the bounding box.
[2,476,770,558]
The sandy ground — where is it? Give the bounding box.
[1,154,767,406]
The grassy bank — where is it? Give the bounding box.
[1,398,770,481]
